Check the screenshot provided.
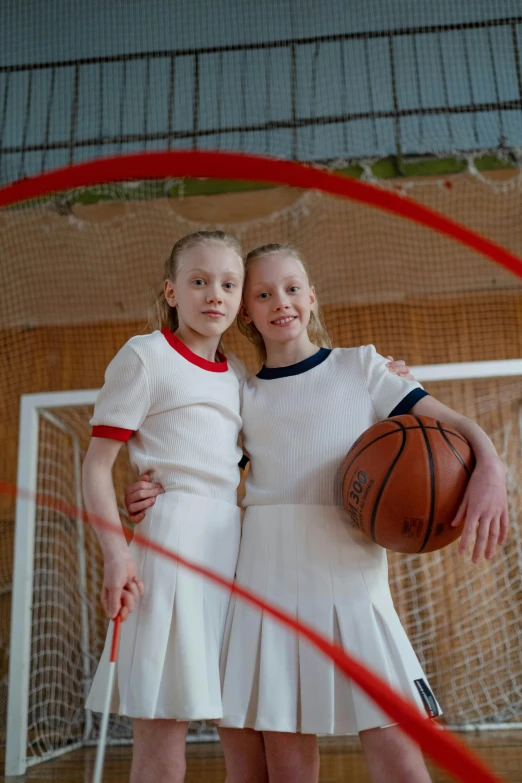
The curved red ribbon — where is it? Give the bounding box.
[1,149,513,780]
[0,150,521,279]
[1,482,503,783]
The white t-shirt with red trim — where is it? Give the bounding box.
[91,328,245,505]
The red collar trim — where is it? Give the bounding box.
[161,328,228,372]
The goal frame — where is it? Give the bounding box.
[7,390,99,777]
[6,359,522,776]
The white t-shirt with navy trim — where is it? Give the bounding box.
[90,328,246,505]
[241,345,428,508]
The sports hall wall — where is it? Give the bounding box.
[1,171,521,515]
[1,0,522,734]
[1,172,522,736]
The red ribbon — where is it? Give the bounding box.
[2,481,504,783]
[0,150,521,279]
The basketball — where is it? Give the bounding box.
[341,414,475,554]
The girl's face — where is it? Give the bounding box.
[165,243,244,338]
[242,253,316,346]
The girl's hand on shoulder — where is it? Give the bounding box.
[102,550,144,621]
[451,456,509,563]
[385,356,414,380]
[125,473,164,523]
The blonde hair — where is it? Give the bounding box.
[238,243,332,364]
[149,231,243,334]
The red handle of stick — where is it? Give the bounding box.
[110,615,121,663]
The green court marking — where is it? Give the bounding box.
[60,153,522,204]
[4,153,518,209]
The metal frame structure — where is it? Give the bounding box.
[6,358,522,775]
[6,390,98,777]
[1,15,521,180]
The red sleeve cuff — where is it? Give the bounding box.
[92,425,134,442]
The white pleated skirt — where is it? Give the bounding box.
[220,504,441,734]
[87,491,241,721]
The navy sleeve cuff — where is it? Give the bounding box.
[389,388,429,417]
[239,455,250,470]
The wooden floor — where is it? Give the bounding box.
[9,731,522,782]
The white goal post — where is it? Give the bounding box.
[6,359,522,776]
[7,390,99,777]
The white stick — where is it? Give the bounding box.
[92,617,121,783]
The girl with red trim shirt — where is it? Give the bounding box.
[83,231,246,783]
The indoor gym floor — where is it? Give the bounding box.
[7,730,521,782]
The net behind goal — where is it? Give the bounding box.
[1,160,521,775]
[1,3,522,775]
[8,391,222,773]
[7,364,522,773]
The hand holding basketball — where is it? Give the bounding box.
[451,456,509,563]
[342,404,509,561]
[342,414,475,555]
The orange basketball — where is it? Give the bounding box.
[341,414,475,554]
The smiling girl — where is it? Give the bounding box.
[214,243,508,783]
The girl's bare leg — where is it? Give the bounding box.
[218,727,269,783]
[262,731,320,783]
[131,719,189,783]
[360,724,432,783]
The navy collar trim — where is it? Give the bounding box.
[257,348,331,379]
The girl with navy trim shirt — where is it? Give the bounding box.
[221,243,508,783]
